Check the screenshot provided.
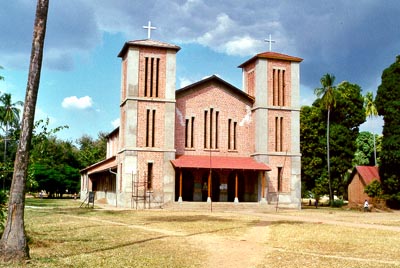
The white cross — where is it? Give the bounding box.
[143,21,156,39]
[264,34,275,52]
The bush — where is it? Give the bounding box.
[331,199,344,208]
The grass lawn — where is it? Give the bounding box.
[0,198,399,267]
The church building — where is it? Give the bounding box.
[80,33,303,209]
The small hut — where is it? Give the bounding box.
[348,166,380,205]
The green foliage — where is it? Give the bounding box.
[76,132,107,167]
[300,105,326,190]
[375,55,400,208]
[301,80,365,198]
[312,177,329,201]
[364,179,383,198]
[314,73,337,110]
[331,199,344,208]
[28,119,81,196]
[0,190,7,232]
[353,132,381,166]
[0,93,24,131]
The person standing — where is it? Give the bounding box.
[364,199,369,212]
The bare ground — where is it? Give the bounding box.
[80,206,400,268]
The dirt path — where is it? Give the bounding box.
[193,220,270,268]
[70,209,400,267]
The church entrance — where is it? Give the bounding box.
[174,170,194,201]
[227,172,245,202]
[174,166,264,203]
[201,171,220,202]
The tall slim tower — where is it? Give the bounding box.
[239,52,303,207]
[116,40,180,207]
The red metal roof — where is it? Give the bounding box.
[171,155,271,171]
[355,166,380,185]
[238,51,303,68]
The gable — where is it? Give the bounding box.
[176,75,254,104]
[349,166,380,186]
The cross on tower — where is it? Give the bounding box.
[143,21,156,39]
[264,34,275,52]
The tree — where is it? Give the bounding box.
[353,131,381,166]
[0,0,49,262]
[302,81,365,199]
[28,119,76,196]
[76,132,107,168]
[31,139,79,196]
[300,105,326,192]
[375,55,400,208]
[364,92,378,166]
[0,93,23,190]
[314,73,337,204]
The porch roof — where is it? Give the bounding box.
[80,156,117,175]
[171,155,271,171]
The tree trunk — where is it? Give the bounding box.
[327,109,333,205]
[0,0,49,263]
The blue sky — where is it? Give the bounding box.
[1,0,399,142]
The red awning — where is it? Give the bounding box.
[171,155,271,171]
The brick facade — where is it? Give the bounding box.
[80,39,302,209]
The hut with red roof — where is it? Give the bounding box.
[348,166,380,205]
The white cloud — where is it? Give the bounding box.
[62,96,93,109]
[111,118,120,128]
[197,13,234,46]
[225,36,262,57]
[179,77,194,88]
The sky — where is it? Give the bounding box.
[1,0,399,142]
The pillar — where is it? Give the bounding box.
[178,169,183,203]
[234,173,239,203]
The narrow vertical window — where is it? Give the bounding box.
[152,110,156,147]
[191,117,195,148]
[280,117,283,152]
[185,119,189,148]
[273,69,276,106]
[146,109,150,147]
[150,58,154,97]
[282,70,285,106]
[277,167,282,192]
[275,117,278,152]
[215,111,219,149]
[144,57,149,97]
[204,110,208,148]
[147,162,153,190]
[156,58,160,97]
[277,69,281,106]
[228,119,231,149]
[210,108,213,149]
[233,121,237,150]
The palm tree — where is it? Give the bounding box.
[0,93,23,189]
[0,0,49,262]
[364,92,378,166]
[314,73,336,205]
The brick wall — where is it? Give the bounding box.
[138,48,167,98]
[175,82,254,157]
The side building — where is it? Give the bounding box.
[80,38,302,209]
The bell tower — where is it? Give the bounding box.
[116,39,180,207]
[239,51,303,208]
